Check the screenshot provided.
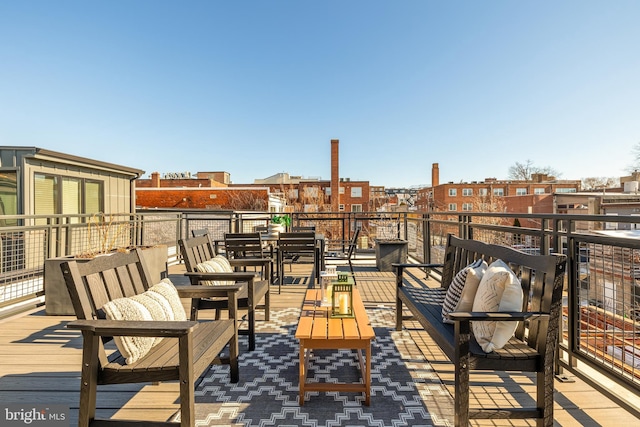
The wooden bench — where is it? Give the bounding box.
[179,234,271,351]
[394,234,566,427]
[62,248,240,427]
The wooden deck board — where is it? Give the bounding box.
[0,261,637,425]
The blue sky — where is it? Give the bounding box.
[1,1,639,187]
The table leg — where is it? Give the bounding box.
[299,342,305,406]
[365,342,371,406]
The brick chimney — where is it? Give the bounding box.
[151,171,161,188]
[431,163,439,187]
[331,139,340,211]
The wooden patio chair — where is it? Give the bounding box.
[179,234,270,351]
[62,249,239,427]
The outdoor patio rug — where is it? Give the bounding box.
[191,307,453,427]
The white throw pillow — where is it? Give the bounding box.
[205,258,235,286]
[147,278,187,321]
[441,259,487,324]
[102,296,157,364]
[213,255,233,272]
[456,261,488,313]
[102,278,188,364]
[471,259,523,353]
[195,261,223,286]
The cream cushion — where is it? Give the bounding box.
[195,260,221,286]
[195,256,234,286]
[213,255,233,272]
[471,259,523,353]
[147,278,187,321]
[441,259,488,324]
[102,278,187,364]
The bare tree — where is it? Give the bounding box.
[508,160,560,181]
[582,177,619,191]
[628,141,640,173]
[227,190,267,211]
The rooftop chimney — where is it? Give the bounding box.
[331,139,340,211]
[151,171,161,188]
[431,163,439,187]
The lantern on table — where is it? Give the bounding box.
[331,278,354,318]
[320,269,337,307]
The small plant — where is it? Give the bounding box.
[271,214,291,227]
[79,213,132,258]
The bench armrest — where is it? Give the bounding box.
[392,263,444,269]
[66,319,198,337]
[394,263,445,288]
[447,311,549,322]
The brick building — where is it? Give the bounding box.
[416,163,582,219]
[135,140,370,213]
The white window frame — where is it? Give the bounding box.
[351,187,362,197]
[462,188,473,196]
[516,188,527,196]
[448,203,457,211]
[449,188,457,196]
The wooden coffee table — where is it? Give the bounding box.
[294,287,375,405]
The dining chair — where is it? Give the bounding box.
[276,231,319,293]
[224,232,274,283]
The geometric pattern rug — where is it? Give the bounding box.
[192,307,453,427]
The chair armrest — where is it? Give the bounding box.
[66,319,198,337]
[176,284,244,299]
[229,258,273,268]
[184,271,257,283]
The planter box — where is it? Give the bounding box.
[375,239,408,272]
[44,245,168,316]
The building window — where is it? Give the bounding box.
[288,189,298,199]
[448,203,457,211]
[556,188,577,193]
[462,188,473,196]
[339,204,345,211]
[339,187,345,194]
[493,188,504,196]
[34,173,104,224]
[0,171,18,226]
[325,187,331,196]
[462,203,473,211]
[351,204,362,212]
[534,188,545,195]
[351,187,362,197]
[449,188,457,196]
[516,188,527,196]
[478,188,488,196]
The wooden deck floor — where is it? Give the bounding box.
[0,260,637,426]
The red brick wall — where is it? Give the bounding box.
[136,188,268,210]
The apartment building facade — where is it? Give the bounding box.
[415,163,582,215]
